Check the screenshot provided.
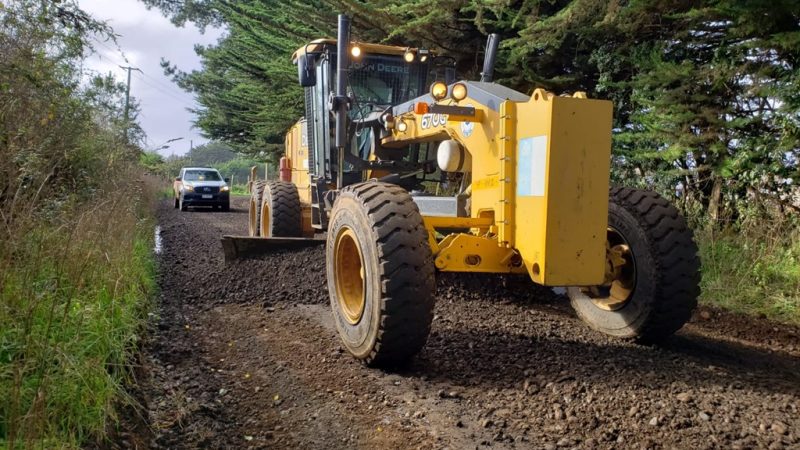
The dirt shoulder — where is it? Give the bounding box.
[119,197,800,449]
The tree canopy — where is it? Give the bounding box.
[142,0,800,224]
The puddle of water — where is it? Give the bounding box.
[154,225,163,254]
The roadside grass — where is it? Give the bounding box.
[0,177,158,448]
[698,225,800,325]
[230,183,249,196]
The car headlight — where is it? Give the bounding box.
[184,184,194,192]
[220,186,230,192]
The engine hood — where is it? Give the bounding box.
[184,180,227,187]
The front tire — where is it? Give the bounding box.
[179,195,187,212]
[326,182,435,367]
[174,197,179,209]
[568,188,700,343]
[259,181,301,237]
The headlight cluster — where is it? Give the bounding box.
[220,186,230,192]
[184,184,194,192]
[429,81,468,102]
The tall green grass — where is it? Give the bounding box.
[0,180,158,448]
[698,223,800,324]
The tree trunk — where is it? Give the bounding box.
[707,176,722,228]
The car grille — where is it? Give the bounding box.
[195,186,220,194]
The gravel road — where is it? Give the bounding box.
[118,196,800,449]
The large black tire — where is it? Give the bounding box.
[174,196,179,209]
[259,181,301,237]
[326,182,435,367]
[568,187,700,343]
[248,181,266,236]
[179,195,187,212]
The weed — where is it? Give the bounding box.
[698,222,800,324]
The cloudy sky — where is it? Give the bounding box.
[78,0,224,156]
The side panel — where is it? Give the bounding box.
[286,120,314,236]
[514,92,612,286]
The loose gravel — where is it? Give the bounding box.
[111,197,800,449]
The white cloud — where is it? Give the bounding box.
[78,0,224,156]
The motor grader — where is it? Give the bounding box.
[230,15,699,367]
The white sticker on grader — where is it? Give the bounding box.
[517,135,547,197]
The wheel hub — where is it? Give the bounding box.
[333,227,365,324]
[260,201,271,237]
[582,228,636,311]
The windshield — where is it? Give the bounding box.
[345,54,428,109]
[184,170,222,182]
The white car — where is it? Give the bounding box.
[173,167,231,211]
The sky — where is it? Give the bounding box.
[78,0,224,156]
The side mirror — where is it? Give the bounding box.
[298,54,316,87]
[175,177,182,182]
[224,177,231,183]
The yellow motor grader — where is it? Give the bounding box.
[227,15,700,367]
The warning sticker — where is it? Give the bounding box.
[516,136,547,197]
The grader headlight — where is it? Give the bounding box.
[451,82,468,101]
[430,81,448,101]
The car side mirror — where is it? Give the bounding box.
[224,177,230,183]
[175,177,182,182]
[298,53,316,87]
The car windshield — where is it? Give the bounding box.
[184,170,221,181]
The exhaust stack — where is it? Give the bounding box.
[480,34,500,83]
[334,14,351,188]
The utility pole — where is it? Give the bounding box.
[120,65,142,141]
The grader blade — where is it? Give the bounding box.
[220,235,324,263]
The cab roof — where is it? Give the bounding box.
[291,39,420,62]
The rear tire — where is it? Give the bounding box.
[327,182,435,367]
[568,187,700,343]
[248,181,266,236]
[259,181,301,237]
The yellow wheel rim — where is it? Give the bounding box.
[583,227,636,311]
[260,197,271,237]
[249,198,257,236]
[334,227,365,324]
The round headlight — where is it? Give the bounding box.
[403,50,415,63]
[397,120,408,132]
[451,82,468,101]
[351,45,362,58]
[430,81,448,101]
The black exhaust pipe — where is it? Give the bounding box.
[480,33,500,83]
[334,14,351,189]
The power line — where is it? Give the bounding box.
[133,72,197,108]
[91,37,194,106]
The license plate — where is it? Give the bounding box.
[202,194,213,199]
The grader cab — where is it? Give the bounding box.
[233,15,700,367]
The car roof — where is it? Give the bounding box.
[182,167,220,171]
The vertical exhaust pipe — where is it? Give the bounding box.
[334,14,350,189]
[480,33,500,83]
